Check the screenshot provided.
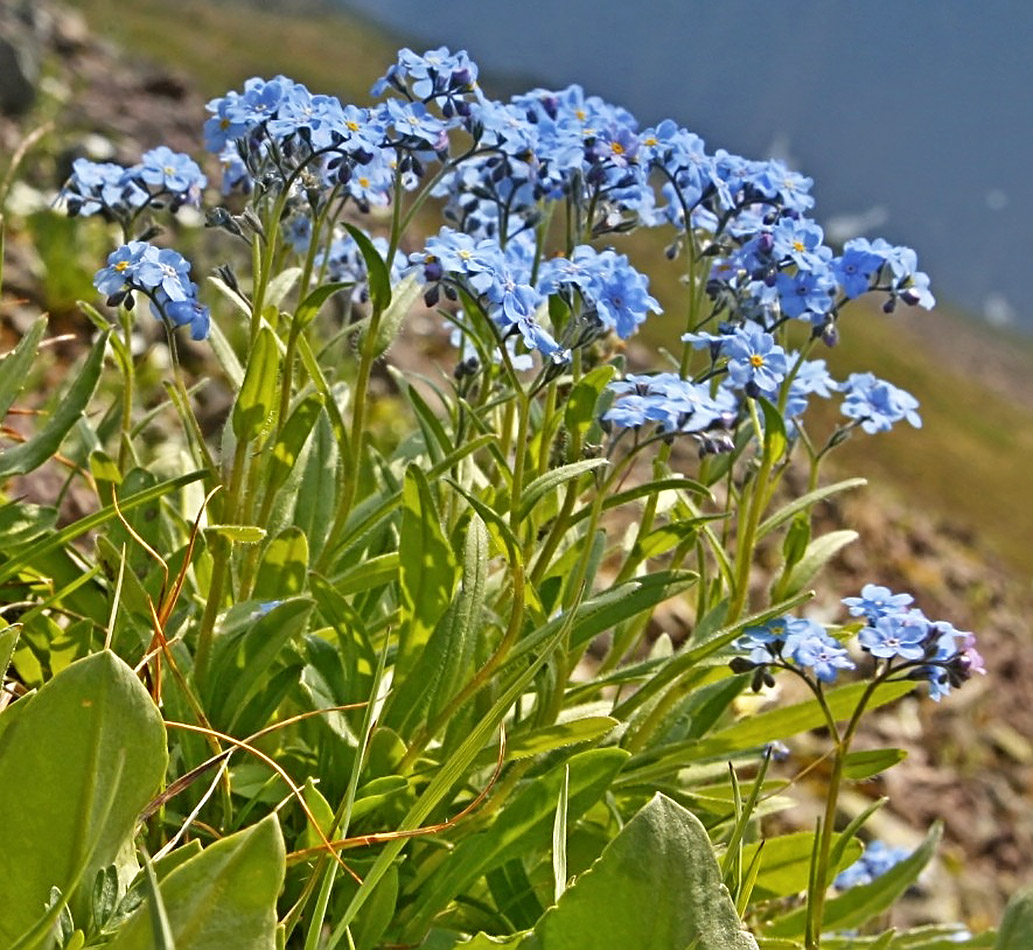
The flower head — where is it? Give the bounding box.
[724,325,789,398]
[840,372,922,433]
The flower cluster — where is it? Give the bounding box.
[601,372,737,455]
[93,242,210,340]
[731,586,985,701]
[731,615,856,686]
[203,70,456,207]
[60,148,207,223]
[844,584,985,700]
[193,47,936,383]
[839,372,923,434]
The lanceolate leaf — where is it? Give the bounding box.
[533,793,759,949]
[403,748,629,937]
[0,314,46,422]
[384,514,488,736]
[0,470,205,588]
[232,326,280,443]
[757,478,867,540]
[517,459,608,523]
[740,831,862,900]
[0,652,167,943]
[778,530,859,598]
[106,815,285,950]
[205,597,314,732]
[295,280,352,330]
[0,328,109,478]
[0,623,19,683]
[375,270,422,355]
[843,747,908,781]
[265,392,323,499]
[622,680,916,784]
[766,822,942,938]
[397,464,457,676]
[995,886,1033,950]
[344,223,391,313]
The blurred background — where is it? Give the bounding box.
[1,0,1031,927]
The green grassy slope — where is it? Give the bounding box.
[74,0,400,101]
[73,0,1033,573]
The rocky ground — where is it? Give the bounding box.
[2,2,1031,934]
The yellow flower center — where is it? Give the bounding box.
[346,120,360,131]
[611,141,625,155]
[749,354,765,368]
[115,260,130,273]
[792,240,805,252]
[458,249,473,260]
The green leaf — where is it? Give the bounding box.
[265,392,323,499]
[0,314,46,422]
[0,329,109,478]
[505,717,619,760]
[823,926,994,949]
[106,814,285,950]
[207,273,253,320]
[766,823,942,938]
[205,598,313,732]
[299,777,335,851]
[265,265,302,310]
[344,223,391,313]
[294,280,352,330]
[569,476,710,527]
[564,365,615,434]
[509,571,697,666]
[779,530,859,599]
[397,464,457,675]
[403,748,630,936]
[354,864,399,950]
[759,397,787,465]
[741,831,862,900]
[0,652,167,944]
[203,524,267,544]
[253,527,309,600]
[535,793,759,949]
[781,514,811,574]
[0,501,58,547]
[552,765,570,903]
[455,934,531,949]
[232,326,280,443]
[626,681,916,780]
[384,514,487,736]
[0,623,18,683]
[996,885,1033,950]
[757,478,867,540]
[206,318,246,389]
[332,552,399,596]
[374,270,421,355]
[518,459,608,523]
[291,408,338,559]
[843,747,908,781]
[140,850,176,950]
[0,471,204,589]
